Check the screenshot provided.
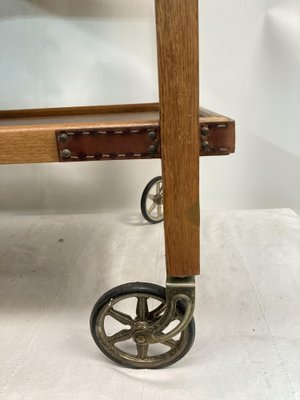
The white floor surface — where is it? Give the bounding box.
[0,209,300,400]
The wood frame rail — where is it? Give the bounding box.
[0,103,235,164]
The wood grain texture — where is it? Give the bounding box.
[0,103,232,127]
[0,128,58,164]
[0,103,234,164]
[155,0,200,276]
[0,103,160,119]
[0,103,160,128]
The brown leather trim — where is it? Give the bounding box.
[200,121,235,156]
[56,125,160,162]
[56,120,235,162]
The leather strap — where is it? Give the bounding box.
[56,121,235,162]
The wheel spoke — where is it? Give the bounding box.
[157,204,163,218]
[147,194,156,201]
[108,329,133,344]
[136,297,149,321]
[147,202,157,215]
[161,338,178,350]
[148,302,166,321]
[156,182,161,195]
[137,344,149,360]
[108,308,134,326]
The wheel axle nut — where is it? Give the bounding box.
[135,335,146,344]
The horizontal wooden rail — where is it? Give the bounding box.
[0,103,234,165]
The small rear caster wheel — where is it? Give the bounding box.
[90,282,195,369]
[141,176,164,224]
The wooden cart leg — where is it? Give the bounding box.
[155,0,200,277]
[89,0,199,368]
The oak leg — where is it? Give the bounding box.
[155,0,200,277]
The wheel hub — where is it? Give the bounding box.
[133,320,151,343]
[134,335,146,344]
[155,194,163,205]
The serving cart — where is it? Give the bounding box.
[0,0,235,368]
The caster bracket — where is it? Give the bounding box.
[133,276,195,344]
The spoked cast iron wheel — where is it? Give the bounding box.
[141,176,164,224]
[90,282,195,369]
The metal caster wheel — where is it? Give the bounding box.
[141,176,164,224]
[90,282,195,369]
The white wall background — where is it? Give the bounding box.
[0,0,299,214]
